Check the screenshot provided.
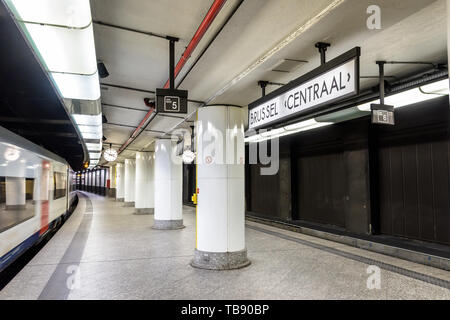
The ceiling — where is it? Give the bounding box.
[90,0,447,165]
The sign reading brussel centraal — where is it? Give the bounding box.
[248,47,360,130]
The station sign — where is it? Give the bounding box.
[371,103,395,125]
[156,88,188,114]
[248,47,360,130]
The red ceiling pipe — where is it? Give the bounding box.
[163,0,227,89]
[117,0,227,155]
[118,106,155,155]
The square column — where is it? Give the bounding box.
[135,152,155,215]
[192,105,250,270]
[153,139,184,229]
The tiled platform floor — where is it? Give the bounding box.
[1,191,449,300]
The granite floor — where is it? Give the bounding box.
[1,191,449,300]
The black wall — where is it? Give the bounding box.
[245,96,450,244]
[183,163,196,206]
[374,96,450,245]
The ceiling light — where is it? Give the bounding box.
[85,142,102,151]
[72,113,102,126]
[51,72,100,101]
[245,119,332,143]
[284,118,318,131]
[357,79,449,112]
[6,0,92,28]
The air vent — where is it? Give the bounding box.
[270,59,307,73]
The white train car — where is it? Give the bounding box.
[0,126,77,272]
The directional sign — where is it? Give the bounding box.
[248,47,360,130]
[156,88,188,114]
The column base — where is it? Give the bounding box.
[108,188,116,198]
[5,204,26,211]
[152,219,184,230]
[116,198,124,202]
[123,201,135,207]
[134,208,154,215]
[191,249,251,270]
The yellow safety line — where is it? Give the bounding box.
[195,110,198,249]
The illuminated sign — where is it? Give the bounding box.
[248,47,360,130]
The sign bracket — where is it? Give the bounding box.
[370,61,395,125]
[315,42,331,65]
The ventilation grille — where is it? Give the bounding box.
[270,59,308,73]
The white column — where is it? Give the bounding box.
[108,165,116,198]
[124,159,136,206]
[191,105,250,270]
[5,177,26,210]
[115,163,125,201]
[153,139,183,229]
[135,152,155,214]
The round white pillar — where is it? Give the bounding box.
[191,105,250,270]
[5,177,26,210]
[115,163,125,202]
[124,159,136,206]
[153,139,183,229]
[135,152,155,214]
[108,165,116,198]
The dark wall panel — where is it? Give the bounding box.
[376,96,450,245]
[291,118,371,234]
[296,153,346,227]
[247,140,291,220]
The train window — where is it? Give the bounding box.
[53,172,67,200]
[0,177,36,233]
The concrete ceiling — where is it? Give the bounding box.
[90,0,447,165]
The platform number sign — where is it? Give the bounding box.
[371,103,395,125]
[164,96,180,112]
[156,88,188,114]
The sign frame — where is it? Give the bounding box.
[156,88,188,114]
[248,47,360,130]
[371,103,395,125]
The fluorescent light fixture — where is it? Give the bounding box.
[260,127,285,137]
[284,118,318,131]
[245,119,332,143]
[5,0,100,101]
[89,152,101,159]
[51,72,100,100]
[77,125,102,134]
[81,131,102,140]
[357,79,449,112]
[22,23,97,75]
[72,113,102,126]
[6,0,92,28]
[85,142,102,151]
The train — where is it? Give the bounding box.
[0,125,78,273]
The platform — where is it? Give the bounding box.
[0,192,449,300]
